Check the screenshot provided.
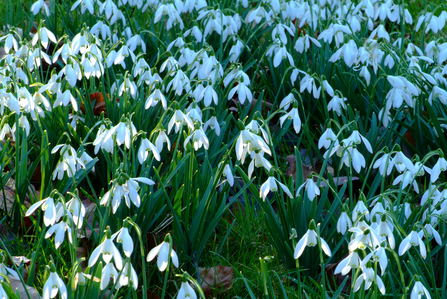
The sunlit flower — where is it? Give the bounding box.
[147,235,179,272]
[399,228,426,259]
[294,220,331,259]
[43,265,67,299]
[353,266,385,295]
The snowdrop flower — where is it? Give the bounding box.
[352,198,370,222]
[279,93,295,110]
[54,90,78,112]
[342,130,373,153]
[248,151,271,180]
[418,223,442,246]
[334,250,361,276]
[222,163,234,187]
[260,174,293,201]
[204,115,220,136]
[45,217,73,249]
[294,220,331,259]
[229,40,245,62]
[427,153,447,183]
[43,263,67,299]
[147,234,179,272]
[138,138,161,163]
[296,178,320,201]
[116,260,138,290]
[393,170,419,193]
[348,226,381,251]
[112,222,134,257]
[71,0,95,14]
[279,103,301,134]
[411,279,431,299]
[168,107,194,134]
[373,151,394,176]
[184,125,209,151]
[31,0,50,16]
[393,150,415,173]
[0,33,18,54]
[228,81,253,105]
[327,95,347,116]
[361,247,388,275]
[294,34,321,53]
[155,128,171,153]
[318,126,339,150]
[100,262,119,290]
[337,206,352,235]
[353,266,385,295]
[376,214,395,249]
[100,176,154,214]
[198,84,218,107]
[177,281,197,299]
[32,26,57,50]
[26,195,57,227]
[65,193,85,229]
[88,228,123,270]
[399,227,427,259]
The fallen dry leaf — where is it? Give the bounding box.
[8,277,40,299]
[198,265,234,298]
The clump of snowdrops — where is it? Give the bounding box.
[0,0,447,297]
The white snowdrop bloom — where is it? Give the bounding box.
[45,218,73,249]
[411,280,432,299]
[168,109,194,134]
[72,0,95,15]
[337,210,352,235]
[0,33,18,54]
[418,223,442,246]
[360,246,388,275]
[100,262,118,290]
[373,152,394,176]
[43,266,67,299]
[204,116,220,136]
[228,81,253,105]
[54,90,78,112]
[294,220,331,259]
[318,127,339,150]
[32,27,57,50]
[369,24,390,42]
[116,260,138,290]
[100,177,155,213]
[147,237,179,272]
[279,106,301,134]
[177,281,197,299]
[31,0,50,16]
[248,151,271,180]
[294,34,321,53]
[112,225,134,257]
[353,266,385,295]
[184,125,209,151]
[260,176,293,201]
[329,40,358,67]
[155,129,171,153]
[183,26,203,43]
[89,229,123,269]
[348,226,381,251]
[327,95,347,116]
[399,228,427,259]
[26,196,57,227]
[296,178,320,201]
[334,250,360,275]
[138,138,161,163]
[229,40,245,63]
